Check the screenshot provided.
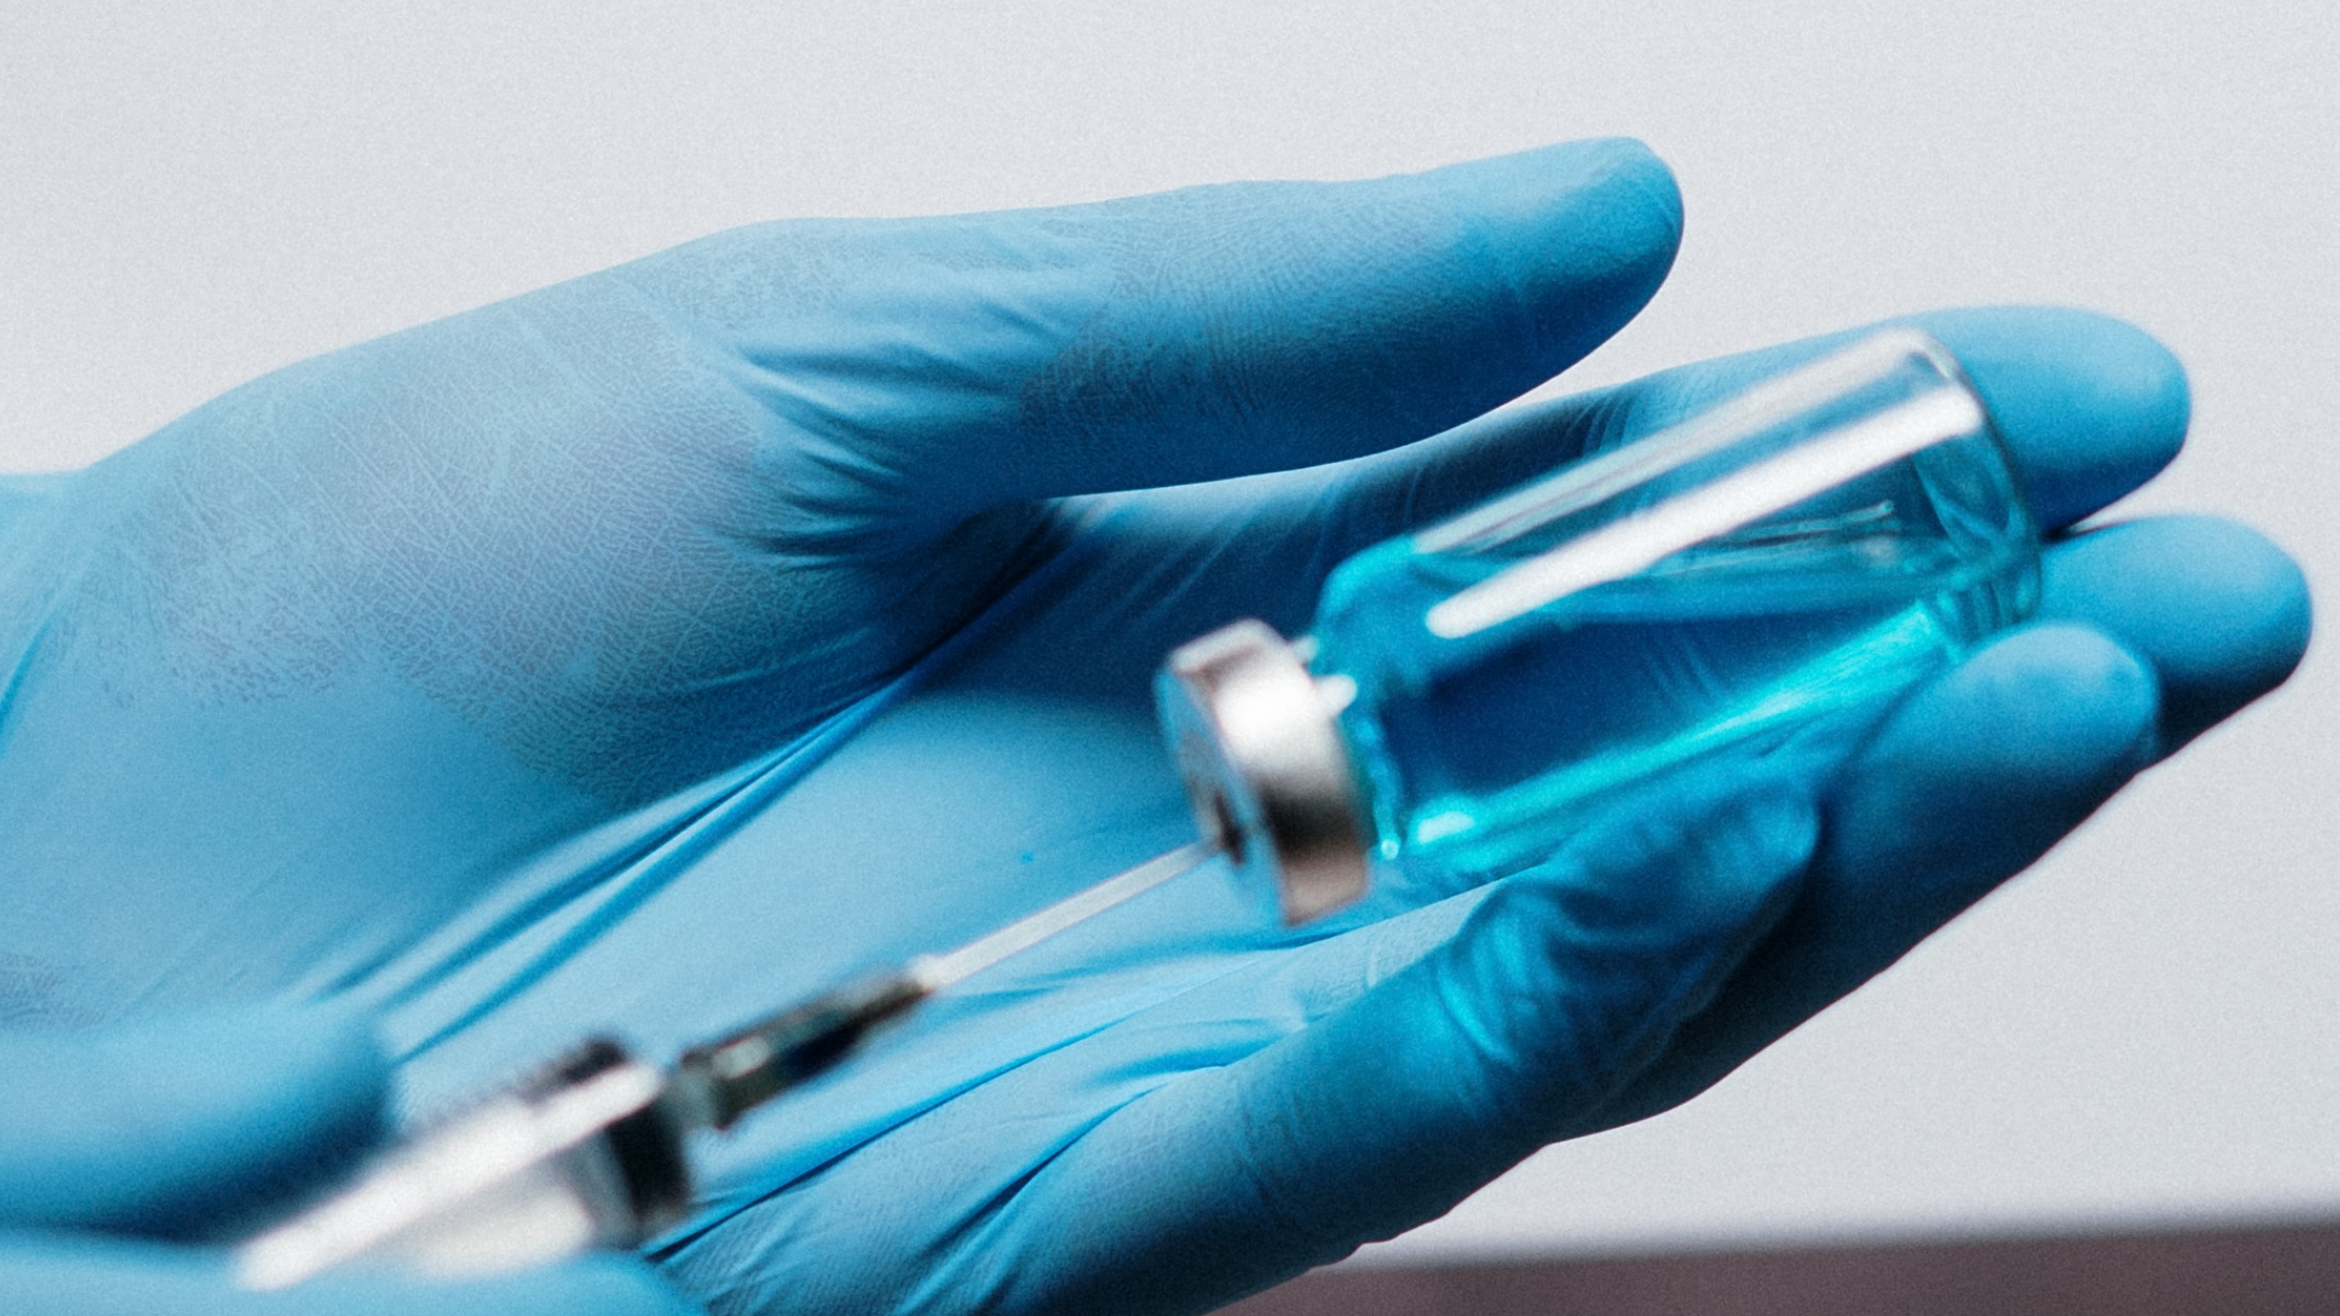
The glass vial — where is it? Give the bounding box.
[1158,329,2040,922]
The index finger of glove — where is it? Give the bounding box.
[610,139,1681,520]
[1309,303,2191,559]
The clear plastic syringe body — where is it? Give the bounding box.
[1157,330,2040,916]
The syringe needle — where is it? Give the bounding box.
[908,840,1217,991]
[235,841,1229,1288]
[674,841,1219,1129]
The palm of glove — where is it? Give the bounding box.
[0,141,2307,1316]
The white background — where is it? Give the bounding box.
[6,1,2336,1262]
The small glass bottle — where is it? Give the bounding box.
[1157,329,2040,922]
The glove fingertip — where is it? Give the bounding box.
[1436,138,1683,366]
[1918,305,2190,527]
[2045,516,2311,750]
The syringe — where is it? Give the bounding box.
[236,609,1382,1289]
[234,843,1216,1290]
[240,328,2025,1289]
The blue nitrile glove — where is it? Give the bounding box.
[0,1005,699,1314]
[0,138,2308,1315]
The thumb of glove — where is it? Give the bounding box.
[0,1003,387,1238]
[979,777,1819,1316]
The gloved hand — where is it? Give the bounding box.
[0,1004,699,1313]
[0,139,2307,1315]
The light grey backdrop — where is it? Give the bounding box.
[6,0,2335,1263]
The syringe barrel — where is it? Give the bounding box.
[234,1039,694,1290]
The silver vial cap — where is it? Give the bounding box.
[1154,619,1372,924]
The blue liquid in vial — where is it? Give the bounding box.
[1309,440,2038,887]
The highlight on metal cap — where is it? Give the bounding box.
[1155,619,1372,923]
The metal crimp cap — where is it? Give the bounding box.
[1154,619,1372,924]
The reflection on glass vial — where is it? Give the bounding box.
[1160,329,2041,917]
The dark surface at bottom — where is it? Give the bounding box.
[1221,1218,2340,1315]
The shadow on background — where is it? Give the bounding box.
[1224,1218,2340,1315]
